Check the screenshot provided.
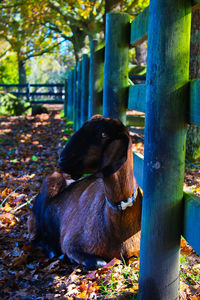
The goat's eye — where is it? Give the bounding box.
[101,132,107,139]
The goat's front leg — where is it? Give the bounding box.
[63,240,107,268]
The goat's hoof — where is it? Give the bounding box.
[83,258,107,269]
[96,259,107,268]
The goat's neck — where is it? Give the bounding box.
[103,140,136,205]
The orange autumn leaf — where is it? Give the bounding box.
[79,283,88,293]
[190,296,198,300]
[181,239,187,248]
[0,213,16,226]
[88,282,100,294]
[32,141,40,145]
[180,239,193,255]
[1,187,10,198]
[77,291,88,299]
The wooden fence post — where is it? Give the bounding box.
[27,83,30,102]
[72,67,77,130]
[67,71,73,120]
[64,79,67,118]
[138,1,191,299]
[88,40,104,118]
[76,61,82,130]
[81,54,89,126]
[103,13,130,124]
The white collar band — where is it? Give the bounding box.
[105,189,137,211]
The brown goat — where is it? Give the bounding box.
[28,116,142,268]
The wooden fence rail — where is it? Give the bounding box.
[59,2,200,297]
[0,83,65,104]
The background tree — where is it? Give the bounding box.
[41,0,104,62]
[0,41,19,83]
[0,0,149,84]
[37,0,149,63]
[27,44,75,84]
[0,0,63,84]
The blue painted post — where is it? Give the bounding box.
[72,67,77,130]
[138,1,191,299]
[88,40,104,118]
[76,61,82,130]
[67,71,73,120]
[27,83,30,102]
[81,54,89,126]
[64,79,67,118]
[103,13,130,124]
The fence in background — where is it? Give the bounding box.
[0,83,66,104]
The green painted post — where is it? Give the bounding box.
[72,67,77,130]
[103,13,130,124]
[81,54,89,126]
[88,40,104,118]
[67,71,73,120]
[138,1,191,299]
[76,61,82,130]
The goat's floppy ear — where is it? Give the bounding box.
[100,135,130,177]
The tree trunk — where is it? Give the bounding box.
[135,41,147,83]
[104,0,123,33]
[135,41,147,66]
[71,26,88,63]
[186,9,200,161]
[105,0,122,13]
[18,59,27,84]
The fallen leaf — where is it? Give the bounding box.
[181,239,193,255]
[4,203,12,212]
[1,187,10,198]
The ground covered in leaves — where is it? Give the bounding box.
[0,107,200,299]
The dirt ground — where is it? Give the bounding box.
[0,106,199,299]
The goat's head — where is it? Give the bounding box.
[59,115,130,179]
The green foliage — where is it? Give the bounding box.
[0,92,30,116]
[180,255,187,265]
[59,109,65,118]
[129,64,146,75]
[0,52,18,84]
[0,1,62,83]
[31,155,38,161]
[27,52,74,84]
[99,261,138,298]
[0,51,31,84]
[0,1,61,60]
[0,0,150,82]
[100,268,119,298]
[60,118,73,142]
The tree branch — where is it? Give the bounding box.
[45,22,73,41]
[0,46,11,59]
[24,39,65,60]
[47,0,78,27]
